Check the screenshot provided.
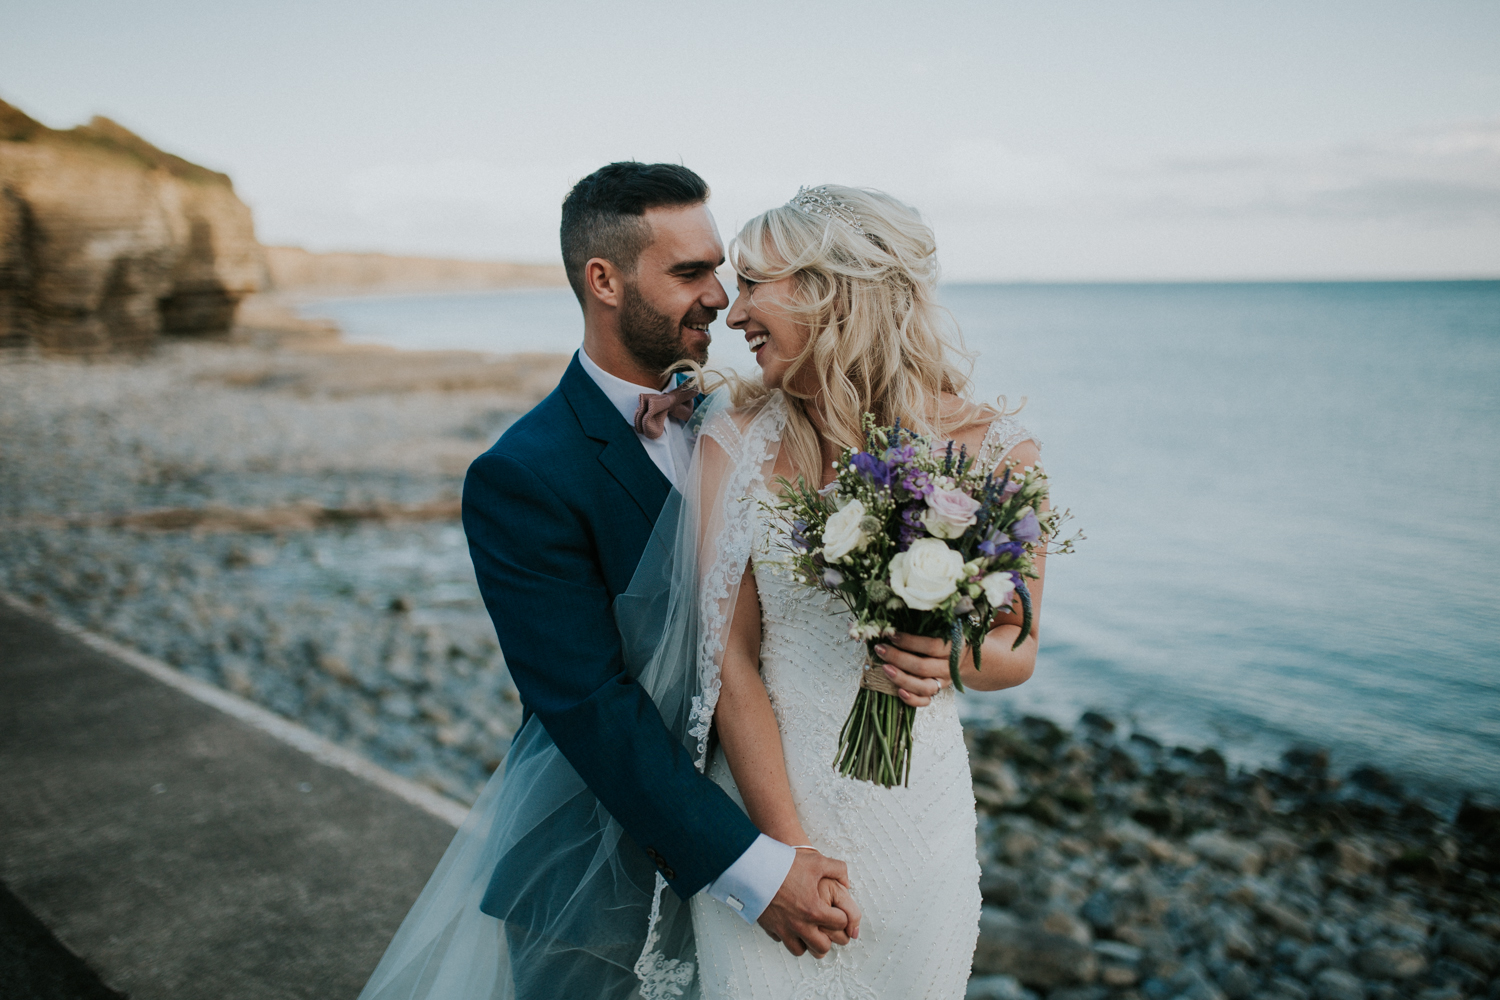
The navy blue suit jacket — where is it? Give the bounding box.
[463,352,759,902]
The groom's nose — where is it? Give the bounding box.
[703,275,730,310]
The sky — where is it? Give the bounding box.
[3,0,1498,281]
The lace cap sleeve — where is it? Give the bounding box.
[978,412,1038,470]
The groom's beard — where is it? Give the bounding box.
[618,280,713,376]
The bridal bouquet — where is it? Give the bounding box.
[771,415,1071,788]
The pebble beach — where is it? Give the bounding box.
[1,328,1496,1000]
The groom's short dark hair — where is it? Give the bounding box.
[560,162,710,305]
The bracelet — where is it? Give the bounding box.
[790,844,818,851]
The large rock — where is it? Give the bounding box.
[0,99,262,350]
[973,907,1099,989]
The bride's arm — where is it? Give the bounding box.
[714,565,810,845]
[877,438,1048,699]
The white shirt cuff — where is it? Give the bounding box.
[703,834,796,924]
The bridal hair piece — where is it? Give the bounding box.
[728,184,978,486]
[786,186,867,236]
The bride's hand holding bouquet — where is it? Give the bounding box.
[772,414,1077,788]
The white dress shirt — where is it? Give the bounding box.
[577,347,693,488]
[578,346,795,923]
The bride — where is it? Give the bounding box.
[681,185,1046,998]
[358,184,1047,1000]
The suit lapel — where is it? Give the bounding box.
[560,352,672,524]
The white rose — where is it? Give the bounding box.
[887,538,965,610]
[980,571,1016,607]
[821,498,871,563]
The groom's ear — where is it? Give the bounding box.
[583,257,626,310]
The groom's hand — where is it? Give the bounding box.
[757,851,851,958]
[875,634,953,707]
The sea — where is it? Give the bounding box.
[302,281,1500,800]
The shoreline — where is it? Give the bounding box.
[0,323,1489,810]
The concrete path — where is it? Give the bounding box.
[0,596,463,999]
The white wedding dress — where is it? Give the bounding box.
[687,411,1035,1000]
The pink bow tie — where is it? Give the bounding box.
[634,383,698,439]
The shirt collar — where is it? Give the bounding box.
[578,347,663,430]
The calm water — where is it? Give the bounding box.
[305,282,1500,797]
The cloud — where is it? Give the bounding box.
[1113,121,1500,222]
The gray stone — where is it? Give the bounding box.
[1220,918,1259,961]
[1219,962,1259,1000]
[1413,989,1464,1000]
[1295,945,1345,979]
[1095,941,1144,965]
[1042,908,1093,945]
[1331,841,1379,878]
[1050,988,1108,1000]
[1190,832,1267,875]
[1256,898,1314,939]
[1081,889,1117,932]
[980,864,1025,908]
[1102,964,1141,988]
[1355,944,1428,980]
[1442,929,1500,974]
[1142,978,1175,1000]
[1174,966,1228,1000]
[966,974,1034,1000]
[972,907,1099,988]
[1312,969,1366,1000]
[1429,956,1487,993]
[1258,830,1302,867]
[1269,975,1312,1000]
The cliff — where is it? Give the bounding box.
[262,246,566,295]
[0,99,263,351]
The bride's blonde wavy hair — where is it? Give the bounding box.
[710,185,977,486]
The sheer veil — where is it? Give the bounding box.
[357,388,788,1000]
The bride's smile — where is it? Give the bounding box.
[727,273,809,391]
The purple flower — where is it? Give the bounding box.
[897,506,926,551]
[884,443,916,465]
[789,519,810,552]
[1011,510,1041,544]
[850,452,893,487]
[900,468,934,499]
[977,531,1009,557]
[1002,478,1022,496]
[822,567,845,589]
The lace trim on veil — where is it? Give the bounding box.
[685,392,788,773]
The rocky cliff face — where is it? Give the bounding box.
[0,99,263,351]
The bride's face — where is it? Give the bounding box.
[726,272,810,391]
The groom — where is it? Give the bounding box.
[463,162,856,995]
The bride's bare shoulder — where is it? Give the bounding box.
[939,394,999,444]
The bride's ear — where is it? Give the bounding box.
[584,257,625,309]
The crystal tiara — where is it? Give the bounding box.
[786,185,867,236]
